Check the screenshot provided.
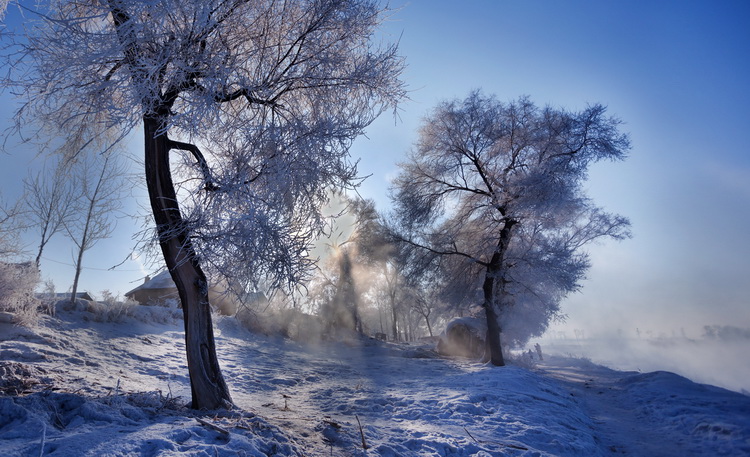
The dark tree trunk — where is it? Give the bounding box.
[332,250,359,332]
[481,220,516,367]
[35,231,49,270]
[143,116,232,410]
[482,280,505,366]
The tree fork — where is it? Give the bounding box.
[143,115,232,409]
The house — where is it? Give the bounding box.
[124,270,240,315]
[124,271,178,306]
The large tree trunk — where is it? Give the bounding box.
[143,116,232,410]
[482,278,505,366]
[481,220,516,367]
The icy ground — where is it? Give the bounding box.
[1,304,749,456]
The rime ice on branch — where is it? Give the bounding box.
[390,92,631,366]
[2,0,405,408]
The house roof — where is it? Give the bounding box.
[36,292,94,301]
[124,271,175,297]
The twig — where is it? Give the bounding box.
[196,417,230,436]
[38,420,46,457]
[355,415,369,450]
[464,427,528,451]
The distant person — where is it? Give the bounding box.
[534,343,543,361]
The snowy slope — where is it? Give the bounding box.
[1,303,749,456]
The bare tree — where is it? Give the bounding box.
[23,159,77,269]
[390,92,631,366]
[380,260,403,341]
[314,197,383,335]
[2,0,404,408]
[406,271,449,339]
[63,152,124,303]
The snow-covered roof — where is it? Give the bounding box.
[444,316,486,337]
[124,270,175,297]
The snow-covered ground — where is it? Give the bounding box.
[1,303,749,456]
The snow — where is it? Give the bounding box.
[1,304,749,456]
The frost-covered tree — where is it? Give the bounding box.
[313,197,390,335]
[390,91,631,366]
[63,152,124,303]
[23,159,77,269]
[1,0,404,408]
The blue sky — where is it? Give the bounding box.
[2,1,749,337]
[352,0,750,337]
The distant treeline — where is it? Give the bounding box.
[702,325,750,341]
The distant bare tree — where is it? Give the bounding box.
[379,260,404,341]
[63,152,124,303]
[391,91,631,366]
[23,159,77,269]
[408,274,448,339]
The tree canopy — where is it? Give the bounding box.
[390,91,631,364]
[2,0,405,408]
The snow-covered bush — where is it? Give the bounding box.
[0,262,41,326]
[88,299,137,323]
[235,305,326,344]
[507,350,538,369]
[132,300,183,325]
[54,296,182,325]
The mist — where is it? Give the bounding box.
[537,325,750,394]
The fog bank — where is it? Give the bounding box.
[535,334,750,394]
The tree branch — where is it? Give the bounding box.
[391,232,488,267]
[167,139,219,191]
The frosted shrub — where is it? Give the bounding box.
[508,350,537,369]
[236,305,271,335]
[140,302,183,325]
[83,298,182,324]
[88,300,137,323]
[0,262,41,326]
[234,305,325,343]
